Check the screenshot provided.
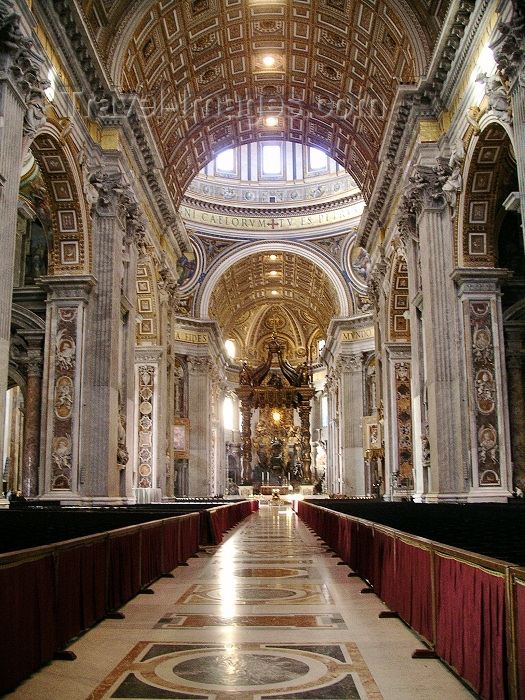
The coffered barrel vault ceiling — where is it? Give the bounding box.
[78,0,450,359]
[83,0,446,205]
[208,250,338,363]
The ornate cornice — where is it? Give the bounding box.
[181,192,363,220]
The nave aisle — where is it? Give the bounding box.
[8,505,476,699]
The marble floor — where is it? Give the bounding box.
[7,504,478,699]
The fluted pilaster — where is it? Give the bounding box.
[416,171,469,500]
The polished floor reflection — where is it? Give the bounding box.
[8,505,477,699]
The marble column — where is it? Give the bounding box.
[38,275,95,501]
[324,372,340,495]
[410,166,470,500]
[384,345,414,500]
[453,269,512,501]
[505,323,525,492]
[297,400,312,484]
[238,397,253,483]
[337,353,366,497]
[87,167,129,500]
[0,10,46,469]
[187,356,213,496]
[210,365,227,496]
[19,328,44,497]
[119,205,142,498]
[398,212,427,501]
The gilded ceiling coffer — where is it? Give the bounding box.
[235,335,314,484]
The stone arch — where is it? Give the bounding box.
[29,124,90,276]
[459,121,518,269]
[196,241,352,320]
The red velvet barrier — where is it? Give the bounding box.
[140,522,164,587]
[347,518,361,572]
[183,512,201,559]
[54,536,107,648]
[337,515,352,564]
[0,505,256,695]
[106,527,142,611]
[435,554,506,700]
[515,576,525,698]
[371,528,396,607]
[162,517,182,572]
[0,552,57,696]
[354,521,374,584]
[207,501,255,544]
[296,501,525,699]
[394,539,433,643]
[79,537,108,628]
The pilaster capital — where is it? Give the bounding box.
[368,259,387,306]
[18,328,44,377]
[157,251,182,310]
[37,274,96,303]
[490,1,525,84]
[135,347,163,367]
[336,353,363,374]
[436,138,465,214]
[89,170,129,217]
[0,6,48,141]
[187,355,213,375]
[451,267,512,295]
[397,202,418,248]
[404,165,448,217]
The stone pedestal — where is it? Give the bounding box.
[134,348,164,497]
[38,275,95,501]
[453,269,512,501]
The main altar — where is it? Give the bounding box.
[235,335,315,487]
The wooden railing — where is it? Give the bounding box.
[295,500,525,700]
[0,499,258,695]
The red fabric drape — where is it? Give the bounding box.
[0,553,56,695]
[106,528,142,611]
[394,539,433,643]
[516,579,525,698]
[162,518,180,572]
[435,555,506,700]
[337,515,352,564]
[372,529,396,608]
[140,522,164,587]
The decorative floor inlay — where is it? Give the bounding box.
[175,583,334,605]
[154,613,346,629]
[209,567,310,579]
[88,642,383,700]
[223,558,315,565]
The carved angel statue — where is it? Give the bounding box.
[440,138,465,211]
[352,247,372,282]
[476,72,512,123]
